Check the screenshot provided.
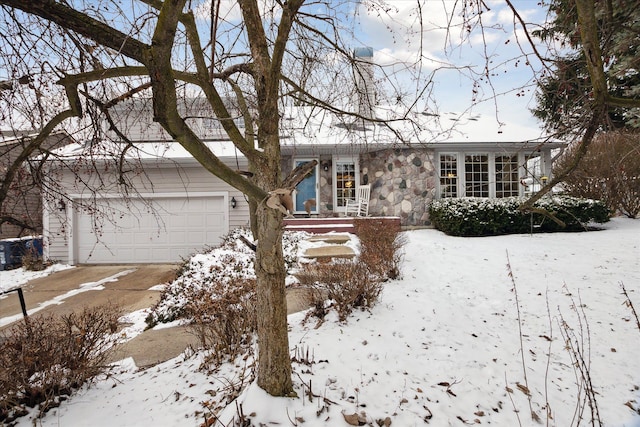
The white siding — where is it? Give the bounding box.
[44,158,250,264]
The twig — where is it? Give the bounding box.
[237,235,256,252]
[620,282,640,334]
[505,373,523,427]
[558,287,602,427]
[544,291,553,426]
[506,250,538,423]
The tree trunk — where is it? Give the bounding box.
[254,201,294,396]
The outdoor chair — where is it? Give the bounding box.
[345,184,370,217]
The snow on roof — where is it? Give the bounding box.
[50,103,558,161]
[51,139,243,161]
[278,105,557,155]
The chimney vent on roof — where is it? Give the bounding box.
[353,47,375,119]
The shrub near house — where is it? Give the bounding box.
[553,131,640,218]
[429,196,610,237]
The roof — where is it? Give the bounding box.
[278,105,563,156]
[50,101,563,161]
[50,139,243,162]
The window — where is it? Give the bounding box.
[438,152,528,199]
[523,155,542,195]
[335,161,356,208]
[464,155,489,197]
[495,155,519,197]
[439,154,458,198]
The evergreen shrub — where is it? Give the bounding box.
[428,196,610,236]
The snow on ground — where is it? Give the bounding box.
[8,218,640,426]
[0,263,73,294]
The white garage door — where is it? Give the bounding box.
[74,195,228,264]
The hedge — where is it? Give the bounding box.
[428,196,610,237]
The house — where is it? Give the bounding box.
[279,106,563,226]
[0,130,73,239]
[278,47,563,225]
[42,52,563,265]
[42,99,561,265]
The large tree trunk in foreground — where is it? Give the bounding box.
[254,203,294,396]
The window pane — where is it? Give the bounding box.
[336,162,356,207]
[464,155,488,197]
[439,154,457,198]
[495,155,519,197]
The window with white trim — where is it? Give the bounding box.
[439,154,458,198]
[495,155,520,197]
[335,161,357,208]
[437,152,526,199]
[464,154,489,197]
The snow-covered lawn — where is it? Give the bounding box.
[7,218,640,426]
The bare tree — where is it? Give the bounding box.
[0,0,413,396]
[0,0,637,398]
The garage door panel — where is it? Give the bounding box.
[207,214,224,226]
[75,195,228,264]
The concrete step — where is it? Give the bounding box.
[302,244,355,261]
[284,217,355,234]
[305,233,352,244]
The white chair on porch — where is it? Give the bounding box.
[345,184,371,217]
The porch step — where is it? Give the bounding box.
[306,234,351,244]
[284,216,402,234]
[284,217,354,234]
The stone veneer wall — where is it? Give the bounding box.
[361,148,436,226]
[282,150,437,225]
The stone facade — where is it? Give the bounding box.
[282,148,437,227]
[362,148,436,226]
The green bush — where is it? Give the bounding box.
[428,196,610,236]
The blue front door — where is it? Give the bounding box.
[294,159,318,213]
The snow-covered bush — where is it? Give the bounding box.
[146,227,308,328]
[296,260,380,322]
[186,276,257,366]
[428,196,610,236]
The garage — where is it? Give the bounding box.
[73,194,228,264]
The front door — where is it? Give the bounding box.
[334,156,359,214]
[293,159,319,214]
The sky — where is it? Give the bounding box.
[351,0,553,127]
[0,0,558,139]
[2,216,639,426]
[191,0,558,135]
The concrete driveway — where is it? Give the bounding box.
[0,264,177,321]
[0,264,315,367]
[0,264,196,367]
